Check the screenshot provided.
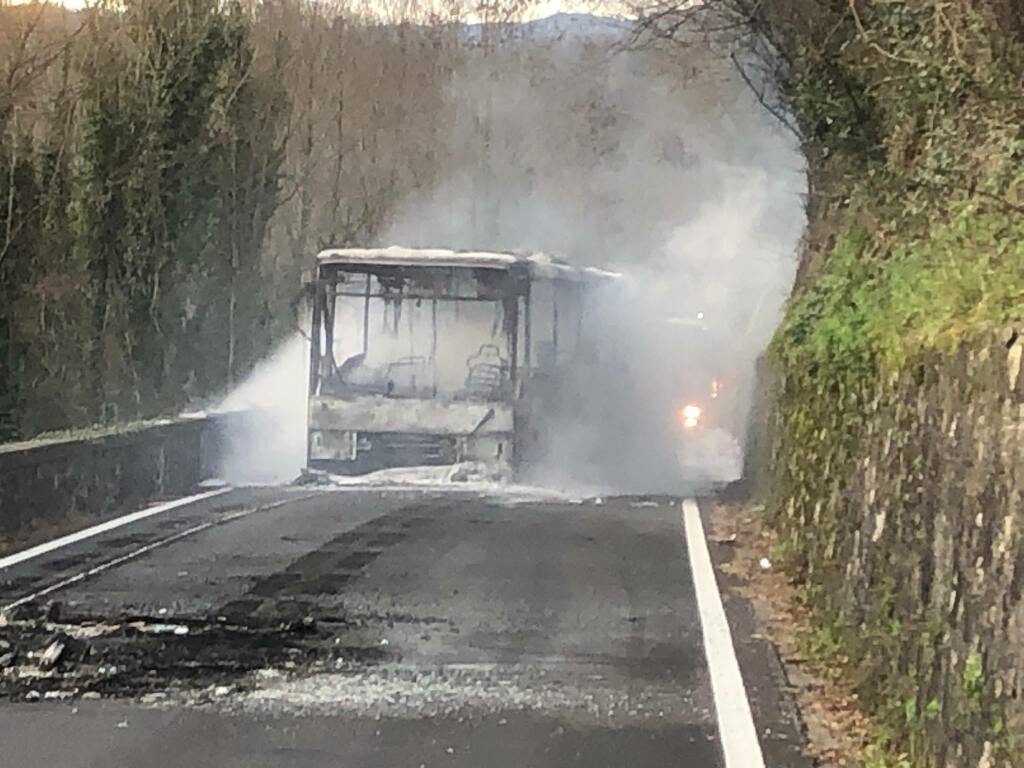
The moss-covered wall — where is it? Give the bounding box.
[763,328,1022,764]
[732,2,1024,764]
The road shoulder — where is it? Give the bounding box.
[704,495,882,768]
[699,496,816,768]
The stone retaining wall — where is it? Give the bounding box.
[759,327,1023,766]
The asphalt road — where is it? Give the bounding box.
[0,486,806,767]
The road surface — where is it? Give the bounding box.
[0,486,807,767]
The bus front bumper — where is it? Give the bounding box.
[307,395,514,475]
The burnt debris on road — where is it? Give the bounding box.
[0,492,703,713]
[0,487,813,768]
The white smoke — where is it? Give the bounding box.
[211,15,806,492]
[383,19,806,493]
[215,335,309,485]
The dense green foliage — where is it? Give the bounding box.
[778,204,1023,374]
[767,0,1024,370]
[0,1,287,436]
[0,0,463,439]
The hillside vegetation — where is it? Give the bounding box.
[766,3,1023,765]
[766,0,1023,372]
[0,0,480,438]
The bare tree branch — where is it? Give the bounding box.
[729,50,802,140]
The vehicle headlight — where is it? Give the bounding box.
[680,404,701,429]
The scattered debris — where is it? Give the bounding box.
[4,601,41,623]
[282,615,317,634]
[38,637,67,671]
[759,557,772,570]
[127,622,190,636]
[0,608,393,702]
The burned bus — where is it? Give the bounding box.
[305,247,618,476]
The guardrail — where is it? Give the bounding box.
[0,413,241,543]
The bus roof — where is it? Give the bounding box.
[316,246,621,282]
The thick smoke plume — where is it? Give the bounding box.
[215,15,806,491]
[384,18,806,493]
[216,335,308,485]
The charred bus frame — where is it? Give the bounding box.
[306,247,617,475]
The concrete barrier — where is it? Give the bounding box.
[0,415,235,543]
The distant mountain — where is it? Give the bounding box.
[461,12,631,43]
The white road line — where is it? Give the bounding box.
[682,498,766,768]
[3,519,225,613]
[2,495,313,613]
[0,488,232,572]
